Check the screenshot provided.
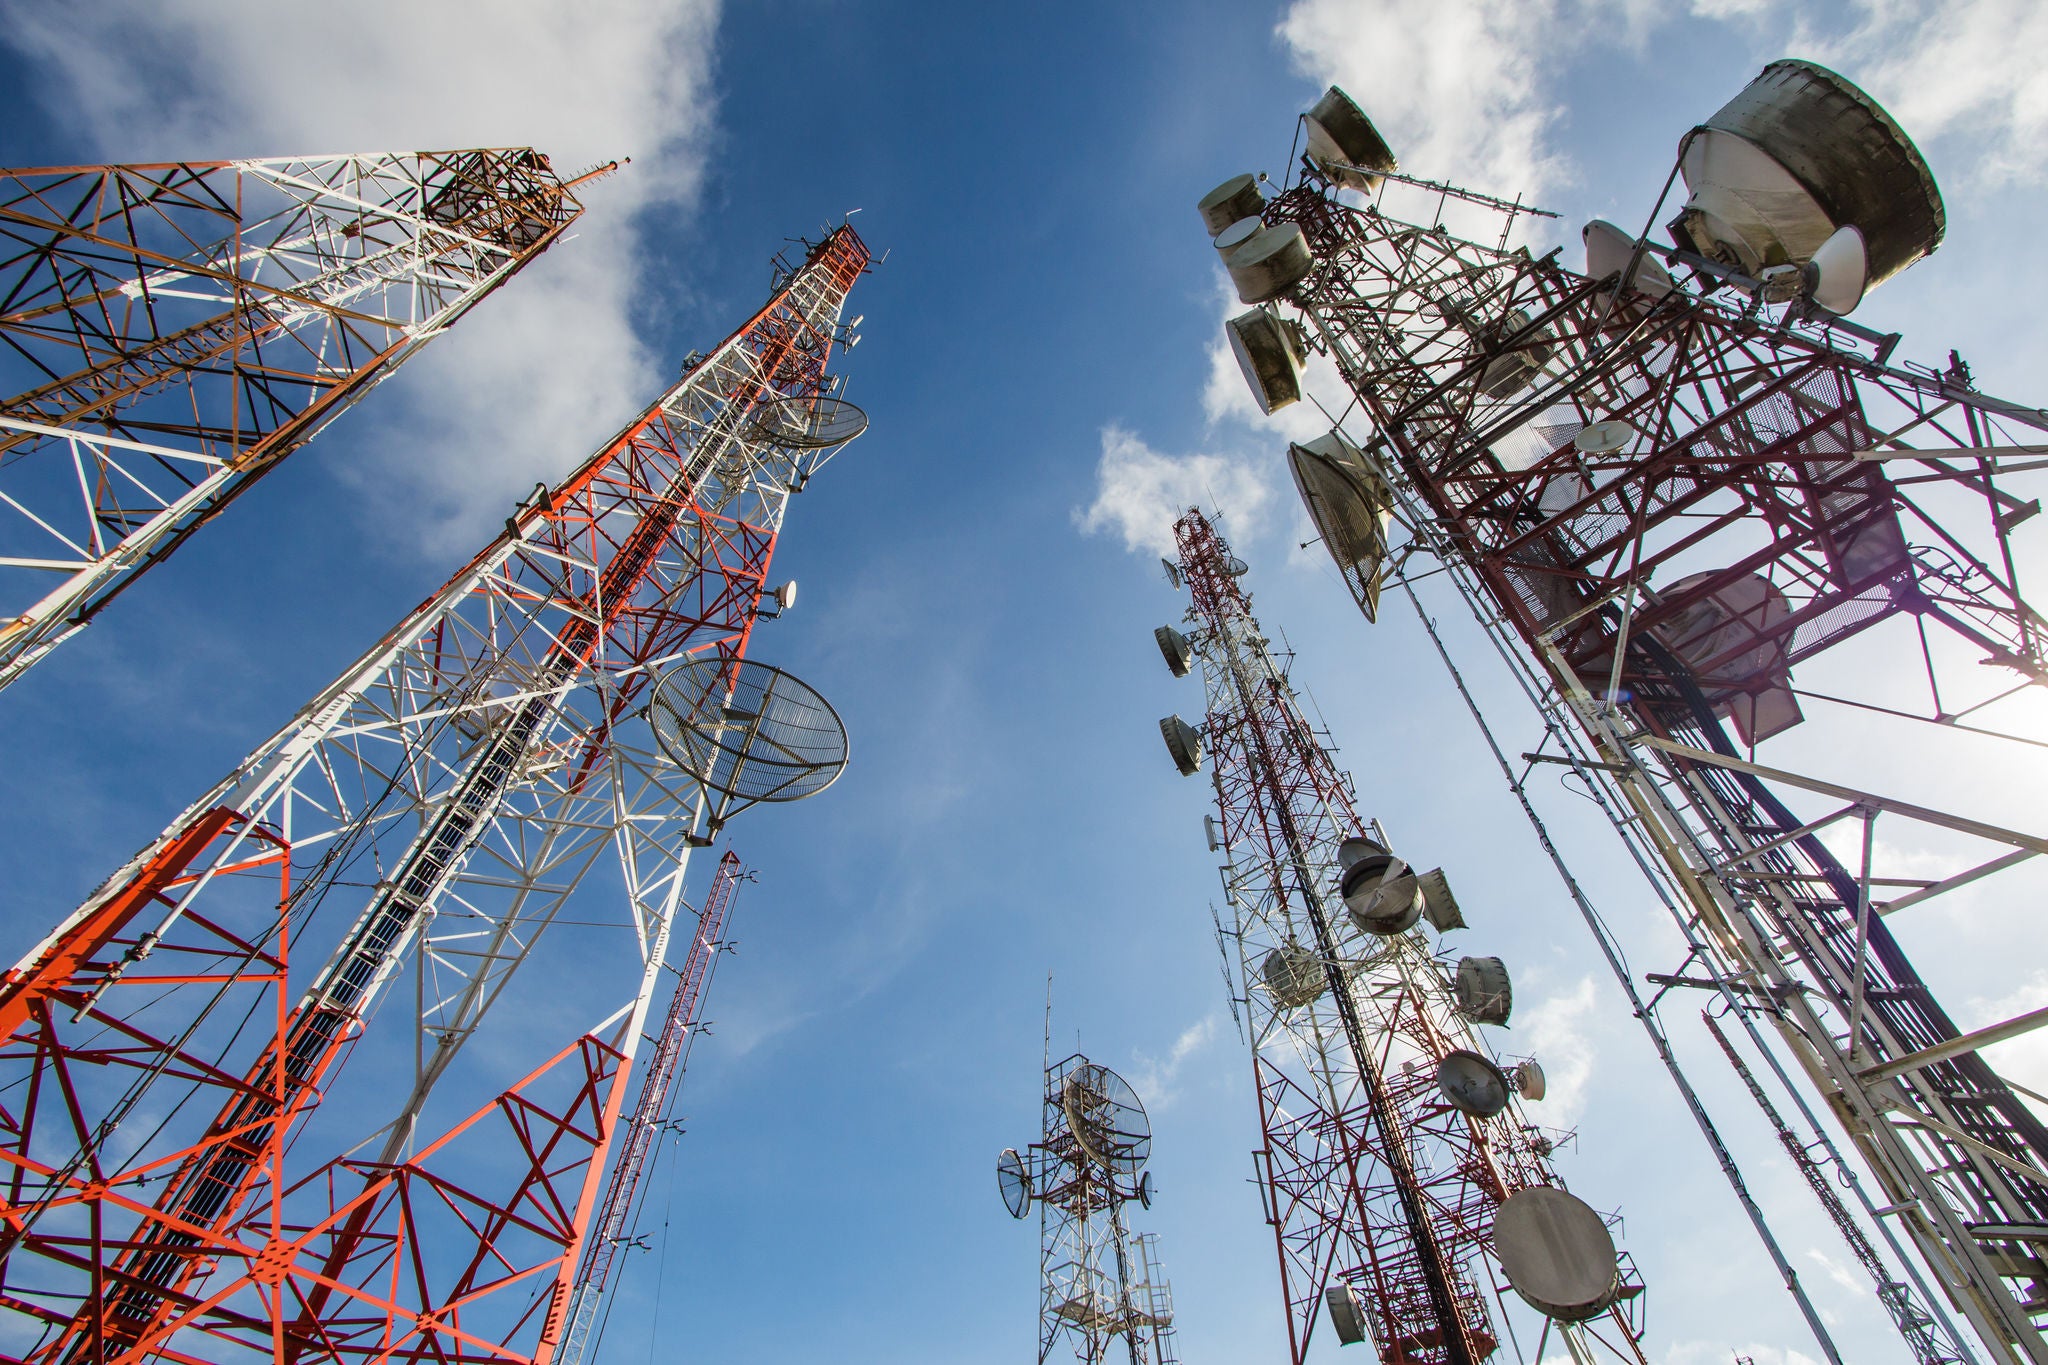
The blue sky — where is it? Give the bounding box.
[3,3,2048,1364]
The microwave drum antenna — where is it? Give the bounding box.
[1199,173,1267,235]
[1492,1187,1622,1321]
[1262,943,1328,1009]
[1225,223,1314,304]
[1160,715,1205,776]
[1060,1062,1152,1174]
[648,659,849,820]
[1338,839,1423,935]
[1304,85,1398,192]
[1290,430,1393,623]
[1671,58,1943,296]
[744,394,869,450]
[1454,956,1514,1026]
[1436,1049,1513,1118]
[1155,625,1194,677]
[1226,307,1305,414]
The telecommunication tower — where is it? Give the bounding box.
[0,150,603,688]
[998,1052,1181,1365]
[1153,508,1645,1365]
[1204,61,2048,1363]
[0,226,869,1365]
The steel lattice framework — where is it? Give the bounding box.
[1165,509,1645,1365]
[1259,141,2048,1362]
[0,225,868,1365]
[1015,1053,1179,1365]
[556,850,745,1365]
[0,150,596,689]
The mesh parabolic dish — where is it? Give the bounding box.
[744,395,869,450]
[1060,1062,1151,1174]
[648,658,848,804]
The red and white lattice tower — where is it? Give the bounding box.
[0,150,602,689]
[0,225,869,1365]
[1157,509,1646,1365]
[556,849,746,1365]
[1216,63,2046,1365]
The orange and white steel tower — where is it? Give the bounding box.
[0,150,600,688]
[0,224,869,1365]
[1155,509,1646,1365]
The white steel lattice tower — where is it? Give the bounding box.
[0,227,868,1365]
[999,1054,1182,1365]
[1154,509,1647,1365]
[0,151,601,687]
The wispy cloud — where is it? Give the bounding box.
[1515,974,1599,1125]
[1,0,723,556]
[1127,1014,1220,1111]
[1075,424,1276,558]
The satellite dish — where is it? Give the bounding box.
[1574,419,1633,456]
[1478,309,1553,400]
[1493,1187,1621,1321]
[1338,840,1423,935]
[1436,1049,1513,1117]
[743,395,869,450]
[1155,625,1194,678]
[1304,86,1397,192]
[1454,956,1514,1026]
[1417,867,1466,932]
[1805,223,1868,314]
[1582,220,1674,300]
[1198,172,1266,236]
[1289,430,1393,624]
[1060,1062,1152,1174]
[1671,60,1942,294]
[1160,715,1205,776]
[648,659,849,814]
[998,1147,1032,1219]
[1212,215,1265,257]
[1325,1284,1369,1346]
[771,580,798,611]
[1226,307,1306,415]
[1513,1059,1547,1102]
[1262,943,1328,1009]
[1225,223,1314,304]
[1161,557,1183,589]
[1138,1169,1155,1209]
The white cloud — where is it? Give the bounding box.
[1127,1014,1220,1111]
[1798,0,2048,186]
[1516,974,1599,1125]
[1075,424,1276,558]
[1276,0,1581,204]
[0,0,722,554]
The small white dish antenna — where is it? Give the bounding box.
[1581,220,1673,300]
[1574,420,1633,456]
[1160,715,1205,776]
[1436,1049,1512,1117]
[997,1147,1031,1219]
[1513,1059,1547,1102]
[1155,625,1194,678]
[1225,556,1250,577]
[1161,557,1183,589]
[1454,956,1514,1026]
[773,580,797,611]
[1806,223,1868,315]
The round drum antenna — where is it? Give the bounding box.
[648,658,849,827]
